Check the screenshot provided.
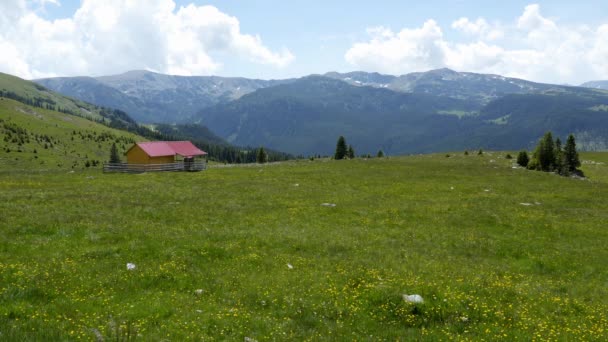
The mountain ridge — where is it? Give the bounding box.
[37,70,291,123]
[36,68,605,124]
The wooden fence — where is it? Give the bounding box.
[103,161,207,173]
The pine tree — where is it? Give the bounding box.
[516,151,529,167]
[256,146,268,164]
[109,143,121,163]
[534,132,555,171]
[554,137,564,174]
[347,145,355,159]
[377,150,384,158]
[334,136,347,160]
[563,134,580,173]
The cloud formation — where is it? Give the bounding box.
[0,0,294,79]
[345,4,608,84]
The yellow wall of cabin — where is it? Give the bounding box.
[126,145,175,164]
[150,156,175,164]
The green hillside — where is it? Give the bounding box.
[1,153,607,340]
[0,72,137,126]
[0,97,143,171]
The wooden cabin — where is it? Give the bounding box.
[126,141,207,164]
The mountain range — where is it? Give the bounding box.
[36,70,288,123]
[35,69,608,155]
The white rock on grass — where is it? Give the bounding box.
[321,203,336,207]
[126,263,136,270]
[403,294,424,304]
[519,203,532,206]
[287,263,294,269]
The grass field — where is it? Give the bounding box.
[1,153,607,340]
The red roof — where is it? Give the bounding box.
[134,141,207,158]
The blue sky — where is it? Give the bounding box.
[1,0,608,83]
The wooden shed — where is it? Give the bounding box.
[126,141,207,164]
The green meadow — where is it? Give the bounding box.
[1,153,607,340]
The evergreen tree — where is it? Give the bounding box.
[377,150,384,158]
[563,134,581,173]
[109,143,121,163]
[334,136,347,160]
[256,146,268,164]
[534,132,555,171]
[554,137,564,173]
[347,145,355,159]
[516,151,529,167]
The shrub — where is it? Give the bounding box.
[527,158,539,170]
[517,151,529,167]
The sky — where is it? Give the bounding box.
[0,0,607,84]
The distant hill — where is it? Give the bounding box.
[194,75,608,155]
[580,80,608,90]
[37,70,289,123]
[31,76,147,122]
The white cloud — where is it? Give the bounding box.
[346,4,608,84]
[0,0,294,79]
[452,17,503,41]
[345,20,446,75]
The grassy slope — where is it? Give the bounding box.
[0,153,607,340]
[0,72,105,122]
[0,97,143,171]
